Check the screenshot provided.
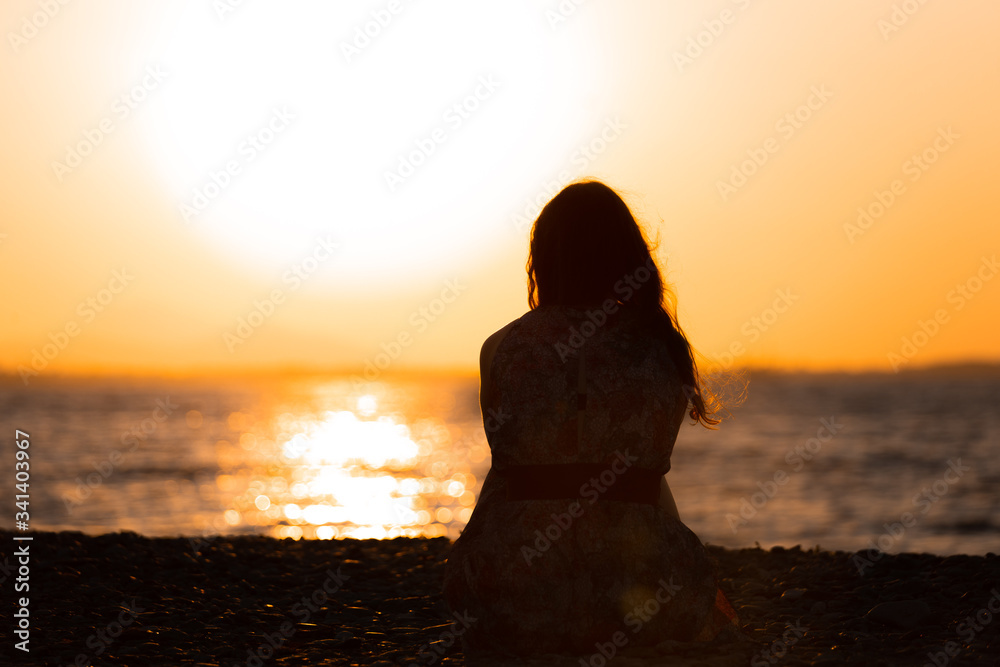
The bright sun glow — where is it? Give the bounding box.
[276,409,423,536]
[225,399,484,540]
[149,2,604,285]
[283,410,418,468]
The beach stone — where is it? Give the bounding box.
[781,588,807,601]
[884,578,926,598]
[810,601,827,614]
[738,604,769,620]
[865,600,932,629]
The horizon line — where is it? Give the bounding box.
[2,358,999,384]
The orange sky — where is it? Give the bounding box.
[2,1,998,380]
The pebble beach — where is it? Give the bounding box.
[2,530,998,666]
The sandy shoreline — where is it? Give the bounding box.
[1,530,997,666]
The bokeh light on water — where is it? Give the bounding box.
[201,379,489,541]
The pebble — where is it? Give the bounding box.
[865,600,933,630]
[781,588,808,601]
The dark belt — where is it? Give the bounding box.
[502,463,661,505]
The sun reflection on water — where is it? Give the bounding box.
[212,388,482,541]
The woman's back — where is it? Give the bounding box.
[444,306,736,657]
[488,305,687,472]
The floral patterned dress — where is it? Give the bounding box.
[443,305,738,657]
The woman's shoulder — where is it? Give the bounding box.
[519,303,647,330]
[481,318,522,360]
[484,306,648,354]
[478,317,526,412]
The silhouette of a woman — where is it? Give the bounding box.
[444,181,739,657]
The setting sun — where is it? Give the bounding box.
[143,2,606,285]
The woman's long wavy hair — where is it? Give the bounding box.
[527,180,719,428]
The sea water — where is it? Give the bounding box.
[2,369,997,556]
